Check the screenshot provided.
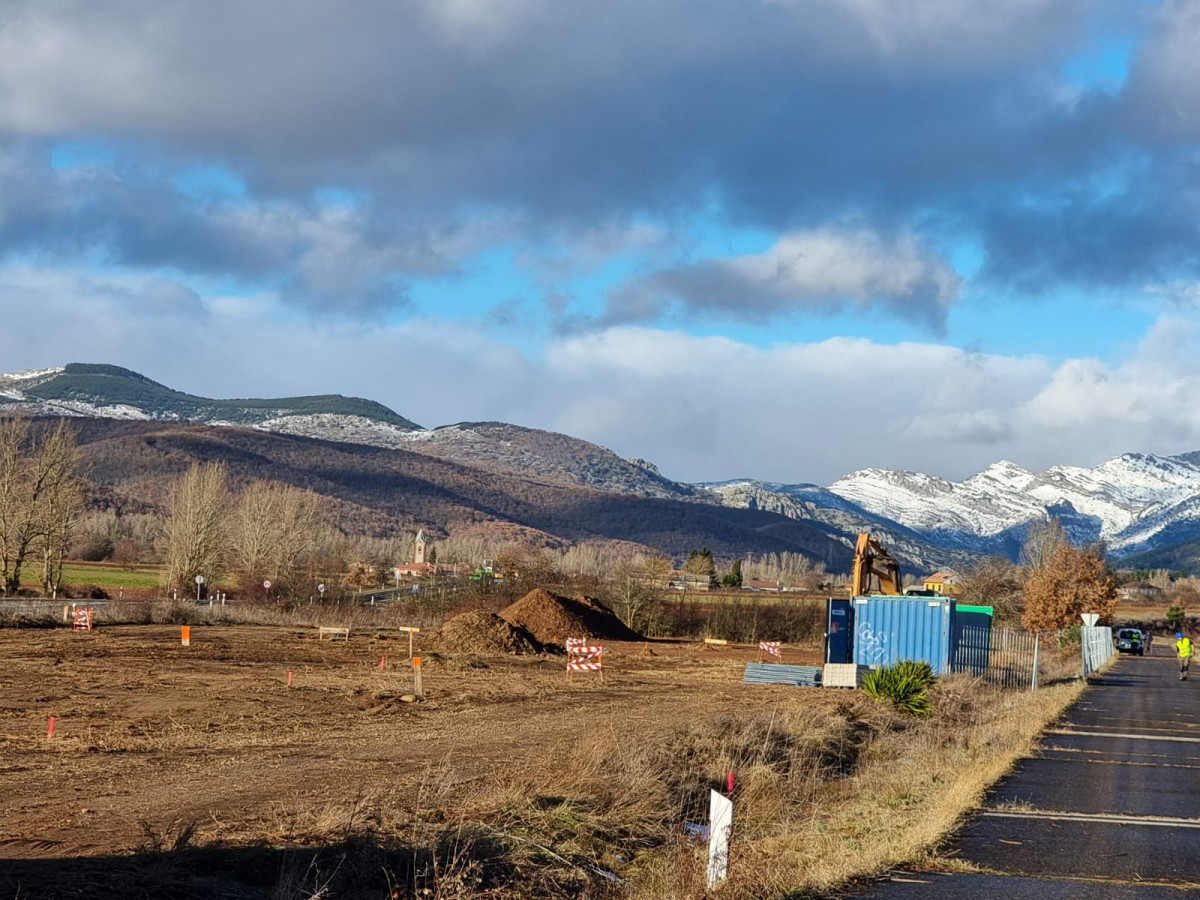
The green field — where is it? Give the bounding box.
[19,561,164,588]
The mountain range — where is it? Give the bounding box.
[5,363,1200,572]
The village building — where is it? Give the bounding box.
[394,529,438,578]
[922,571,961,596]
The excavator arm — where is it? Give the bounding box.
[850,532,901,596]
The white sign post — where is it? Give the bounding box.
[707,789,733,889]
[195,574,204,604]
[1081,613,1100,627]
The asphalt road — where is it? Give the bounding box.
[851,647,1200,898]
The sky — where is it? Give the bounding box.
[3,1,1200,486]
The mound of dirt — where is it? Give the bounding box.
[434,609,542,655]
[500,588,643,644]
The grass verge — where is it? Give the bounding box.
[214,675,1081,898]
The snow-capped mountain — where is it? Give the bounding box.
[0,364,700,499]
[11,362,1200,565]
[700,479,984,571]
[710,453,1200,562]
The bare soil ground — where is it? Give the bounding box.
[0,625,822,876]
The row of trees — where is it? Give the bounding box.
[0,422,328,598]
[162,462,321,593]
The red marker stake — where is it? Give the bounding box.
[727,770,735,793]
[379,655,387,671]
[47,716,55,740]
[287,670,294,686]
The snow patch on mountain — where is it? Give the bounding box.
[0,394,155,420]
[255,414,419,448]
[0,366,65,388]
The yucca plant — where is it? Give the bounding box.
[860,660,936,717]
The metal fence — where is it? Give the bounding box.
[1082,625,1114,677]
[951,625,1043,689]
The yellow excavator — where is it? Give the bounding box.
[850,532,901,596]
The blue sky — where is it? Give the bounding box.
[4,1,1200,485]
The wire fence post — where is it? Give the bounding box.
[1031,632,1040,691]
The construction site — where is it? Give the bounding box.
[0,566,1099,899]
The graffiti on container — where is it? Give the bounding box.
[856,624,889,664]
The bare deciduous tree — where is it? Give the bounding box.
[744,551,826,590]
[606,557,661,631]
[228,480,320,590]
[161,462,229,591]
[641,555,672,587]
[1020,517,1068,571]
[0,418,84,595]
[959,556,1024,625]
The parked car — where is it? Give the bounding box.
[1116,628,1145,656]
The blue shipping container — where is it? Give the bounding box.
[950,606,993,675]
[852,596,954,674]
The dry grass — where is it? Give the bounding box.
[272,675,1081,899]
[0,619,1085,899]
[617,675,1083,898]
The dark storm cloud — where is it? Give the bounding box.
[0,144,517,315]
[977,154,1200,294]
[0,1,1195,317]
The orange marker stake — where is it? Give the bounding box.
[379,655,387,671]
[287,670,294,686]
[181,626,191,647]
[47,716,55,740]
[413,656,424,697]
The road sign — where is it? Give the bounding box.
[195,575,204,585]
[1081,613,1100,626]
[263,580,272,590]
[317,583,325,594]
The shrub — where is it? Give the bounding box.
[1167,605,1186,631]
[161,604,201,625]
[1058,624,1081,647]
[860,660,936,717]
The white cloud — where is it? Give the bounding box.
[6,267,1200,485]
[607,228,961,331]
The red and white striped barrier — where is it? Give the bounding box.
[566,637,604,681]
[758,640,781,661]
[72,607,95,631]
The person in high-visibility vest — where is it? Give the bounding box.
[1177,632,1193,681]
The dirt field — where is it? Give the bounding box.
[0,623,824,892]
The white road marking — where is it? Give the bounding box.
[1046,729,1200,743]
[1040,756,1200,770]
[982,809,1200,829]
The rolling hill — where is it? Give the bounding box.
[13,363,1200,571]
[67,418,854,567]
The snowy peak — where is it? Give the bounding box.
[964,460,1035,492]
[825,453,1200,558]
[705,452,1200,565]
